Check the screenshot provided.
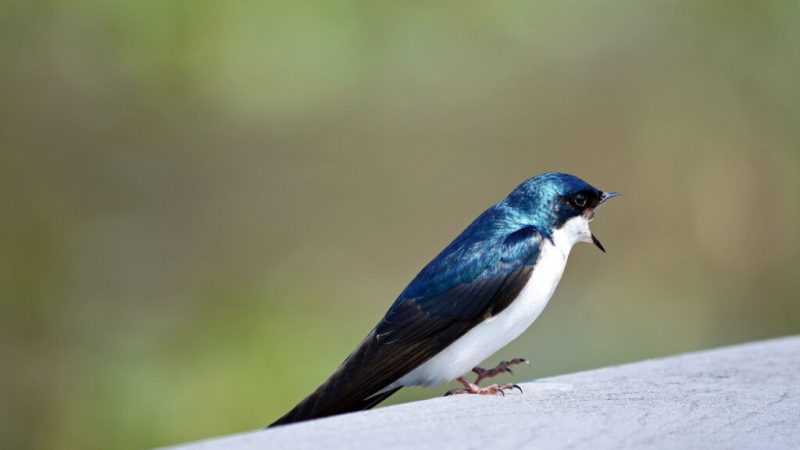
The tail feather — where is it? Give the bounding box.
[268,385,401,427]
[267,310,450,427]
[267,330,407,427]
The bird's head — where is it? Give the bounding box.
[504,172,619,252]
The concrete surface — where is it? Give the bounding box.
[167,336,800,449]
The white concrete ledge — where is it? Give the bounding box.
[167,336,800,449]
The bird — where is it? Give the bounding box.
[268,172,619,427]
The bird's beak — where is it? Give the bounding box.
[598,191,620,205]
[591,191,619,253]
[591,234,606,253]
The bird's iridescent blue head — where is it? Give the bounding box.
[503,172,619,252]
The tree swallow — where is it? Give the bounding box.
[269,172,619,427]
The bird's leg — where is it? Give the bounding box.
[472,358,528,385]
[444,376,522,396]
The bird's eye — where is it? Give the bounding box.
[573,194,587,207]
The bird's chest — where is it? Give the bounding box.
[393,240,570,388]
[480,241,569,347]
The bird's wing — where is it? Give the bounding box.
[269,225,542,426]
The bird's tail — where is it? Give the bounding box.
[268,383,400,427]
[267,330,404,427]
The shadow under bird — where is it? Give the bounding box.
[269,172,619,427]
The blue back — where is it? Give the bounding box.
[395,172,599,307]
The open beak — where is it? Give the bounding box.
[591,234,606,253]
[591,191,620,253]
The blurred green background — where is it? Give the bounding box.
[2,1,800,449]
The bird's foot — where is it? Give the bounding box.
[444,376,523,396]
[472,358,528,385]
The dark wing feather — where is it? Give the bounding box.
[268,225,542,427]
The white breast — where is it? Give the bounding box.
[377,217,588,393]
